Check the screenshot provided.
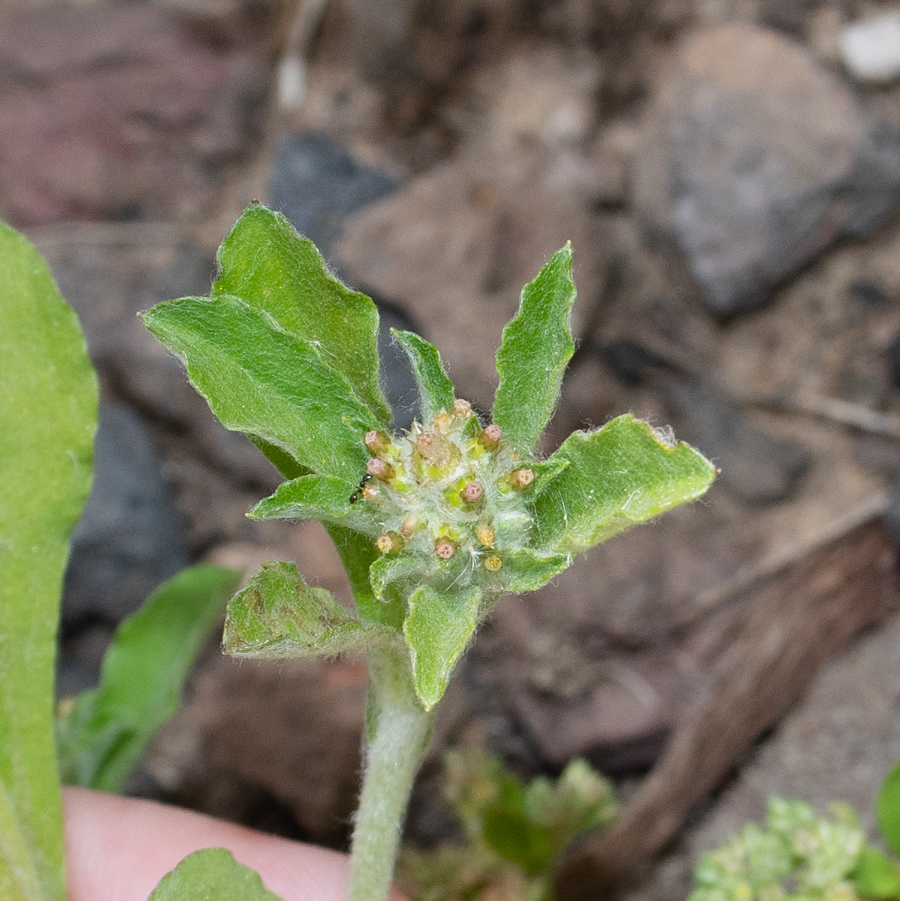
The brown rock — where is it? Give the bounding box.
[337,150,613,409]
[0,4,270,225]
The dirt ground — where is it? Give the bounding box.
[3,0,900,897]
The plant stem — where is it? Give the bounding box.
[347,647,435,901]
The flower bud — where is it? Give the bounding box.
[376,532,402,554]
[367,457,396,482]
[434,537,456,560]
[475,523,496,547]
[509,468,535,490]
[482,554,502,572]
[451,398,472,417]
[364,430,392,454]
[460,480,484,504]
[477,423,502,451]
[400,515,421,537]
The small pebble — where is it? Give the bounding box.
[840,11,900,85]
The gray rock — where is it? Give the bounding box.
[269,132,399,259]
[634,24,900,316]
[63,402,187,626]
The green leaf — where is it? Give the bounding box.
[492,244,576,455]
[533,414,716,555]
[250,474,377,534]
[853,846,900,899]
[391,329,456,422]
[500,549,571,594]
[369,555,426,602]
[403,586,481,710]
[142,294,378,483]
[223,561,396,658]
[148,848,284,901]
[878,760,900,858]
[212,204,391,425]
[482,805,555,878]
[0,223,98,901]
[57,565,240,793]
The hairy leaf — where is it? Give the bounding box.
[493,244,576,455]
[213,204,390,424]
[142,295,378,483]
[250,474,378,534]
[403,586,481,709]
[224,561,396,658]
[500,549,571,594]
[148,848,283,900]
[533,414,716,555]
[57,566,240,793]
[0,223,97,901]
[392,329,456,422]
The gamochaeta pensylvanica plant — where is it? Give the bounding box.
[141,204,717,901]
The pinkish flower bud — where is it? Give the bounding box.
[400,515,421,537]
[451,398,472,417]
[435,537,456,560]
[364,430,392,454]
[478,424,502,450]
[367,457,396,481]
[460,480,484,504]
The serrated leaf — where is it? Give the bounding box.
[492,244,576,455]
[392,329,455,422]
[853,846,900,899]
[0,223,98,901]
[143,295,378,483]
[57,565,240,793]
[878,760,900,858]
[148,848,284,901]
[212,204,390,425]
[403,586,480,710]
[250,474,377,533]
[224,561,395,659]
[533,414,716,555]
[501,549,571,594]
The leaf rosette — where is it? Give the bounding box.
[143,205,716,710]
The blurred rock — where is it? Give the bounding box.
[63,402,186,626]
[269,132,399,258]
[661,377,812,505]
[634,24,900,316]
[0,3,270,225]
[337,150,613,408]
[152,654,367,846]
[840,10,900,86]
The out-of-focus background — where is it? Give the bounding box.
[6,0,900,895]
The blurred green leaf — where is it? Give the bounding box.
[0,222,98,901]
[500,549,570,594]
[533,414,717,555]
[212,205,390,425]
[878,760,900,858]
[853,846,900,899]
[57,565,240,793]
[392,330,456,422]
[493,244,576,456]
[148,848,283,900]
[142,294,379,483]
[224,561,396,659]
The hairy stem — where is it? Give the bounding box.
[348,647,435,901]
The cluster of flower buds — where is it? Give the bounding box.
[354,399,539,583]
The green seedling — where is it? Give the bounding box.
[398,746,618,901]
[0,207,715,901]
[689,762,900,901]
[141,204,715,900]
